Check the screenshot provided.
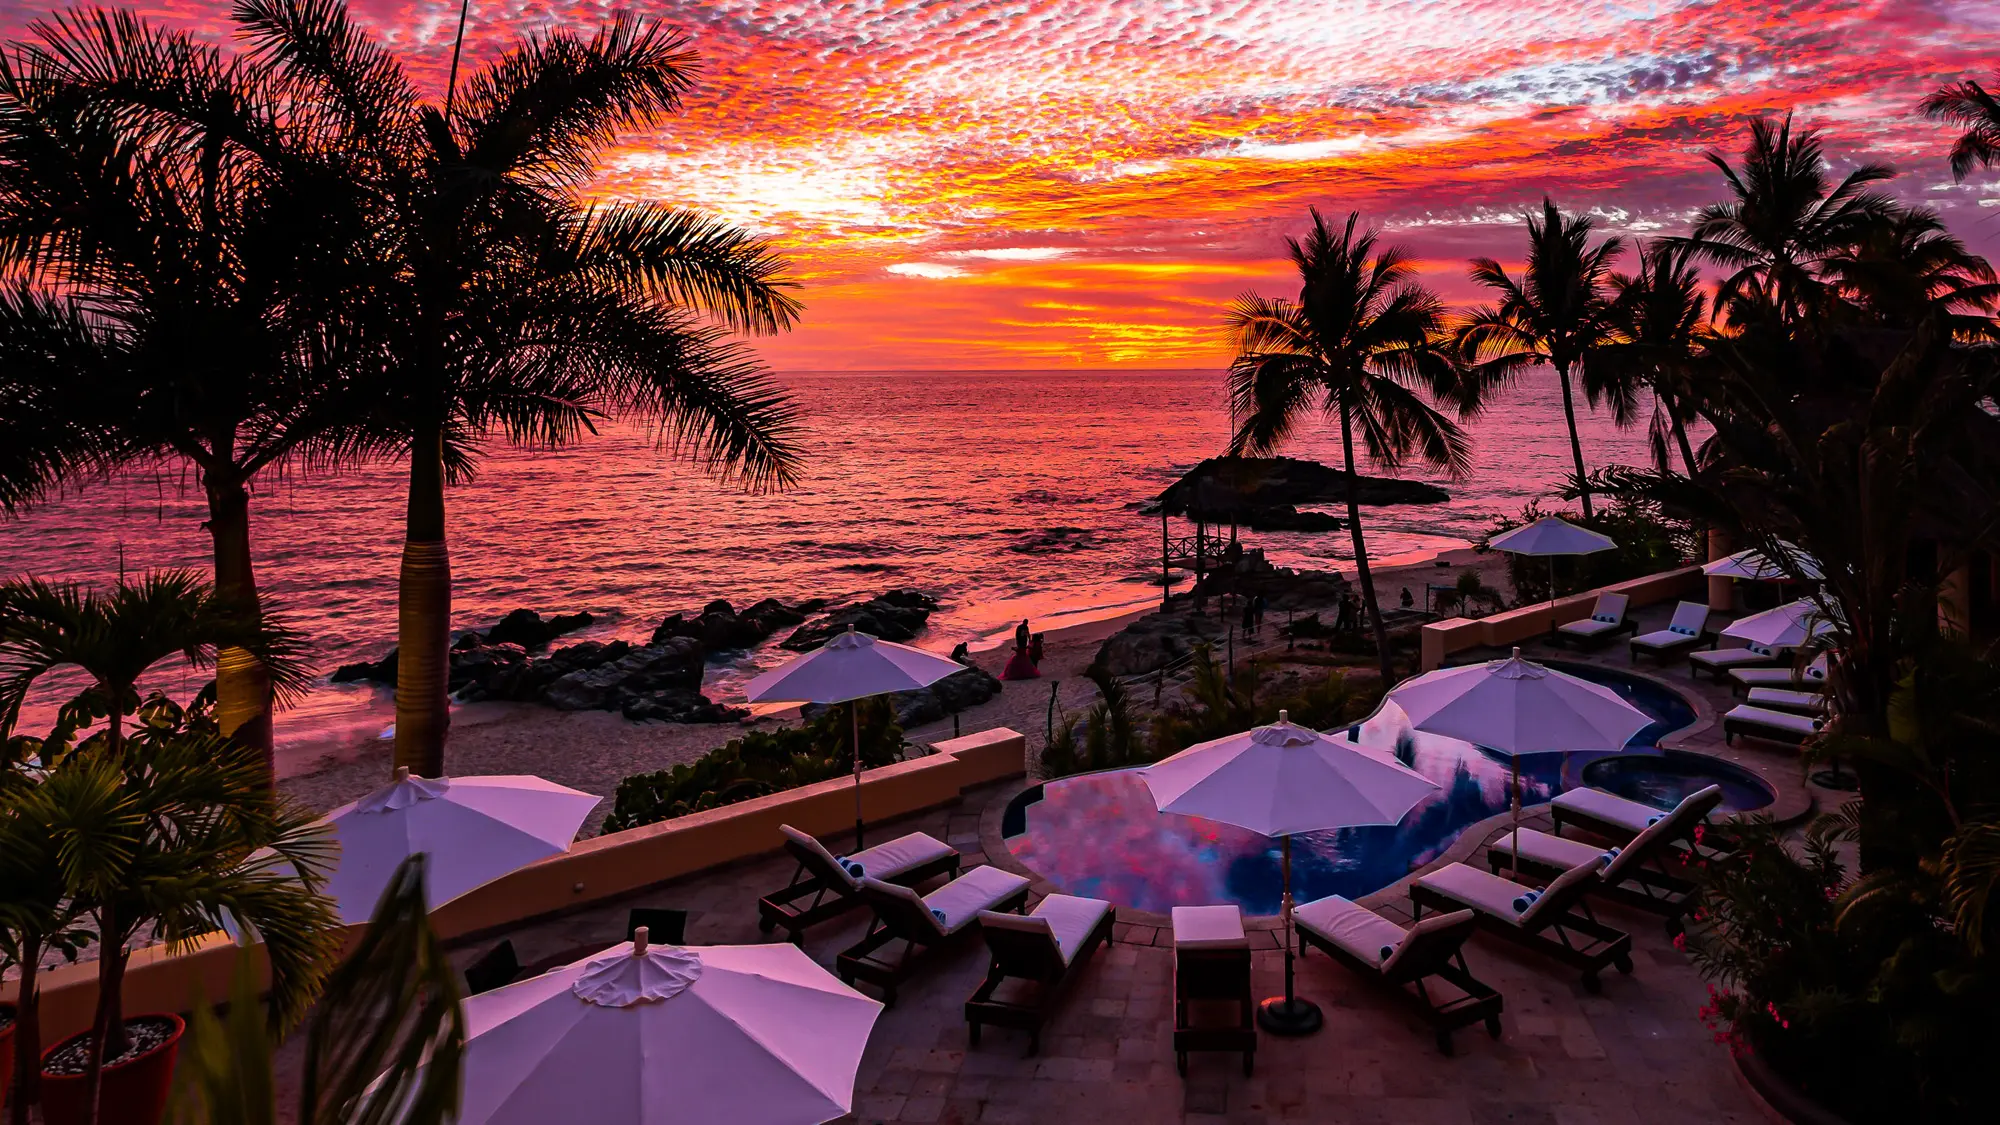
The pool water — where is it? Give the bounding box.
[1004,661,1737,916]
[1581,751,1775,816]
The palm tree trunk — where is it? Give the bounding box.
[204,475,275,784]
[1553,361,1594,518]
[1341,405,1396,684]
[80,914,125,1125]
[10,954,40,1125]
[394,425,451,778]
[1665,398,1698,478]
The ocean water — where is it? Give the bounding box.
[0,368,1667,774]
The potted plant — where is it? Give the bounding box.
[0,760,96,1125]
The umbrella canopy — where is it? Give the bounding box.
[1720,599,1836,649]
[745,627,966,705]
[1702,543,1823,581]
[1138,711,1439,837]
[319,771,599,925]
[456,937,882,1125]
[1388,650,1651,757]
[1487,516,1617,557]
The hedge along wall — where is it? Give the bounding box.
[1419,565,1706,670]
[11,726,1029,1042]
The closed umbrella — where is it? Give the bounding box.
[454,930,882,1125]
[1388,649,1650,873]
[1720,598,1836,650]
[1137,710,1439,1035]
[1488,516,1617,613]
[1702,543,1823,582]
[746,626,968,848]
[318,769,600,924]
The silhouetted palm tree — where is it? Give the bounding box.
[1819,207,2000,338]
[0,9,380,775]
[1921,75,2000,180]
[1456,198,1622,518]
[1671,114,1898,326]
[235,0,804,776]
[1225,209,1470,683]
[1590,241,1708,476]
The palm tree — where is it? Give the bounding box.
[0,770,94,1125]
[1590,241,1709,476]
[0,570,310,759]
[1669,114,1898,326]
[1225,209,1470,683]
[0,10,385,776]
[1921,75,2000,180]
[1818,207,2000,338]
[1457,198,1623,517]
[234,0,805,776]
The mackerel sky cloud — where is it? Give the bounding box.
[7,0,1999,367]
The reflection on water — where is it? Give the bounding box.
[1005,666,1700,916]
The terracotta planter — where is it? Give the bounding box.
[0,1002,15,1112]
[38,1013,184,1125]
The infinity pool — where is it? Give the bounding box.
[1003,661,1753,916]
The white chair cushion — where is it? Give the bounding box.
[851,831,955,882]
[1172,904,1248,949]
[1632,628,1698,649]
[1560,618,1618,637]
[1730,666,1818,688]
[1028,894,1112,965]
[1551,787,1661,836]
[1726,704,1821,736]
[1416,863,1537,924]
[779,824,858,890]
[1295,895,1406,966]
[1747,687,1827,712]
[976,910,1057,950]
[1690,647,1776,669]
[1668,601,1709,635]
[1517,856,1607,928]
[924,866,1031,935]
[1487,827,1608,872]
[1380,909,1476,976]
[857,875,944,936]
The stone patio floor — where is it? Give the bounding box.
[414,599,1846,1124]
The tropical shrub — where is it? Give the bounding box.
[601,699,904,831]
[1484,496,1697,605]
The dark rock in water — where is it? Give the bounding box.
[783,589,939,650]
[1092,614,1213,678]
[1007,527,1099,554]
[483,608,595,650]
[331,649,396,684]
[887,664,1004,727]
[1151,455,1448,529]
[622,688,744,724]
[543,638,705,711]
[651,596,825,652]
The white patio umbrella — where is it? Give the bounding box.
[454,930,882,1125]
[746,625,967,848]
[315,769,600,925]
[1702,542,1823,582]
[1137,710,1439,1036]
[1487,516,1617,613]
[1720,598,1836,649]
[1388,649,1650,874]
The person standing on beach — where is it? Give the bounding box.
[1015,619,1030,653]
[1253,594,1268,636]
[1336,594,1357,635]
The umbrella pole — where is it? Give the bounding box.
[1511,758,1522,876]
[852,699,865,850]
[1257,834,1323,1035]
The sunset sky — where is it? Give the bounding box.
[6,0,1998,369]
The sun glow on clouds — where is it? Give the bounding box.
[10,0,1999,368]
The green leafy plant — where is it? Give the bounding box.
[601,698,904,831]
[171,854,465,1125]
[0,761,97,1125]
[1430,570,1506,619]
[1483,497,1697,605]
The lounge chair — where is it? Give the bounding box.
[1489,785,1725,935]
[1549,783,1723,849]
[966,894,1116,1054]
[757,824,960,941]
[1688,641,1785,682]
[1292,896,1500,1055]
[1723,704,1822,748]
[1171,905,1255,1076]
[1628,601,1711,664]
[1729,654,1830,695]
[1557,592,1631,646]
[837,866,1031,1005]
[1411,857,1632,992]
[1746,687,1828,714]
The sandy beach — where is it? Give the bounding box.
[277,547,1514,834]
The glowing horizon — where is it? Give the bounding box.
[5,0,1998,370]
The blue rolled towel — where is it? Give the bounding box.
[932,908,949,928]
[1379,944,1396,963]
[1646,815,1662,826]
[836,857,865,879]
[1602,847,1622,865]
[1511,889,1543,913]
